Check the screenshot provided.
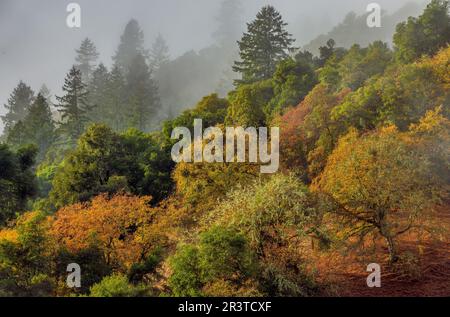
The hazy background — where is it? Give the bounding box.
[0,0,426,133]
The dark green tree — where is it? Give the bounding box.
[56,66,94,144]
[106,66,127,131]
[75,38,100,83]
[7,94,55,161]
[0,144,37,225]
[125,54,160,131]
[233,6,295,84]
[1,81,34,135]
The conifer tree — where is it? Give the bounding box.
[88,63,110,123]
[106,65,127,131]
[125,54,160,131]
[75,38,100,83]
[149,34,170,72]
[1,81,34,134]
[113,19,148,74]
[56,66,94,144]
[233,6,295,84]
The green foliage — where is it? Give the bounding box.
[7,94,55,162]
[56,67,94,144]
[0,144,37,225]
[163,93,229,139]
[0,212,54,296]
[394,0,450,63]
[75,38,100,83]
[169,226,256,297]
[50,124,173,209]
[89,274,149,297]
[226,80,274,126]
[266,57,318,117]
[233,5,295,84]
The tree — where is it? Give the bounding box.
[394,0,450,63]
[125,54,160,131]
[105,66,127,131]
[89,274,149,297]
[1,81,34,135]
[314,122,446,263]
[233,6,295,84]
[7,93,55,161]
[88,63,110,123]
[50,194,167,270]
[266,57,318,117]
[226,80,273,127]
[210,174,324,296]
[75,38,100,83]
[0,144,37,225]
[113,19,148,74]
[168,226,257,297]
[49,124,173,209]
[0,212,54,296]
[149,34,170,72]
[56,67,94,144]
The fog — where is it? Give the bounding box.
[0,0,426,132]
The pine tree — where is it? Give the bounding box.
[1,81,34,134]
[233,6,295,84]
[113,19,148,74]
[88,63,110,123]
[56,66,94,144]
[7,94,55,161]
[125,54,160,131]
[106,65,127,131]
[149,34,170,72]
[75,38,100,83]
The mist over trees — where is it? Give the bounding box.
[0,0,449,297]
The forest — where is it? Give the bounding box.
[0,0,449,297]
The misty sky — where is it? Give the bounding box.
[0,0,423,132]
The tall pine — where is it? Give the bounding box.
[1,81,34,134]
[149,34,170,72]
[56,66,94,144]
[7,94,55,161]
[113,19,148,75]
[126,54,160,131]
[75,38,100,83]
[233,6,295,84]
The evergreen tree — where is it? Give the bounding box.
[88,63,110,123]
[1,81,34,134]
[75,38,100,83]
[106,66,127,131]
[113,19,148,74]
[125,54,160,131]
[56,66,94,144]
[149,34,170,72]
[233,6,295,84]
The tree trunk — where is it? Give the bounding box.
[385,235,399,264]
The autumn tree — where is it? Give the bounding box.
[50,194,167,270]
[314,118,447,263]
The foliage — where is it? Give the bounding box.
[233,6,295,84]
[89,274,149,297]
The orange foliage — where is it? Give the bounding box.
[49,194,168,269]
